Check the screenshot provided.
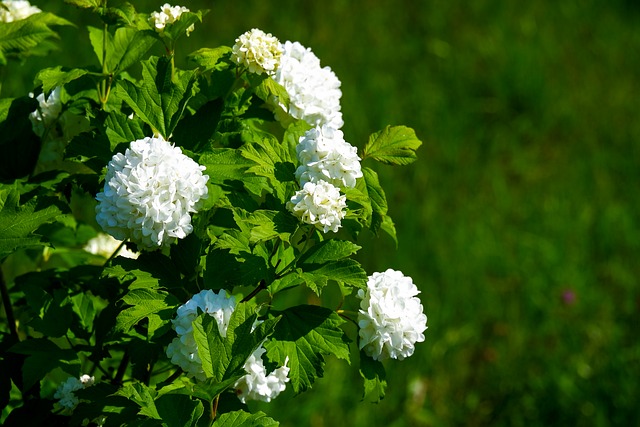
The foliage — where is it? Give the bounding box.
[0,1,424,426]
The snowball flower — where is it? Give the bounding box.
[234,346,290,403]
[83,233,138,260]
[287,180,346,233]
[270,41,343,129]
[296,125,362,189]
[166,290,236,382]
[0,0,41,22]
[54,374,95,410]
[95,136,209,249]
[357,269,428,361]
[29,86,62,137]
[149,3,193,35]
[231,28,283,75]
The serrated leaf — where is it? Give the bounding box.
[360,350,387,402]
[103,110,147,148]
[233,209,298,244]
[298,258,368,295]
[110,28,158,73]
[213,410,279,427]
[116,288,180,334]
[155,393,204,427]
[116,56,197,138]
[362,125,422,165]
[192,303,279,382]
[198,148,266,196]
[114,382,160,420]
[264,305,350,393]
[9,338,80,391]
[0,12,73,61]
[35,66,89,93]
[188,46,232,71]
[361,167,391,235]
[247,74,289,110]
[240,136,297,202]
[299,239,361,264]
[0,189,63,260]
[161,11,207,41]
[65,0,101,8]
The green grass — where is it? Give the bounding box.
[6,0,640,425]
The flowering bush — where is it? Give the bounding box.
[0,1,426,426]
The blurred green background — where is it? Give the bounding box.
[6,0,640,425]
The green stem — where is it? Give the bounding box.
[241,280,267,303]
[0,267,19,342]
[275,226,314,277]
[209,395,219,425]
[103,240,126,266]
[113,351,130,385]
[100,22,108,108]
[337,309,359,327]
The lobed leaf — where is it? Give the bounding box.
[264,305,351,393]
[359,350,387,402]
[188,46,232,71]
[212,410,279,427]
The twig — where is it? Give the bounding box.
[0,267,19,342]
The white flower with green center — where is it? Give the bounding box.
[287,180,346,233]
[166,290,236,382]
[0,0,41,22]
[231,28,283,75]
[54,374,95,410]
[357,269,428,361]
[296,125,362,189]
[95,136,209,249]
[270,40,343,129]
[234,346,290,403]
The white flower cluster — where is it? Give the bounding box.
[29,86,62,137]
[54,374,95,410]
[95,136,209,250]
[287,180,347,233]
[271,41,343,129]
[83,233,139,260]
[166,290,290,402]
[231,28,283,76]
[295,125,362,189]
[234,346,290,403]
[357,269,428,361]
[166,289,237,382]
[149,3,194,36]
[0,0,41,22]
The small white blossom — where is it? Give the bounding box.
[149,3,190,33]
[357,269,428,361]
[231,28,283,75]
[95,136,209,250]
[270,41,343,129]
[234,346,289,403]
[296,125,362,189]
[0,0,41,22]
[54,374,95,410]
[166,290,236,382]
[287,180,346,233]
[83,233,139,260]
[29,86,62,137]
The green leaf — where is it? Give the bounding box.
[116,56,197,138]
[9,338,79,391]
[361,166,395,237]
[233,209,298,244]
[264,305,350,393]
[188,46,232,71]
[114,382,160,420]
[212,410,279,427]
[115,288,180,336]
[103,110,147,148]
[155,394,204,427]
[300,239,361,264]
[359,350,387,402]
[240,136,297,202]
[101,3,138,27]
[362,125,422,165]
[161,11,207,41]
[35,66,90,93]
[298,258,368,295]
[247,73,290,110]
[0,12,73,61]
[110,28,158,73]
[192,303,279,382]
[65,0,101,8]
[0,188,63,260]
[198,149,266,196]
